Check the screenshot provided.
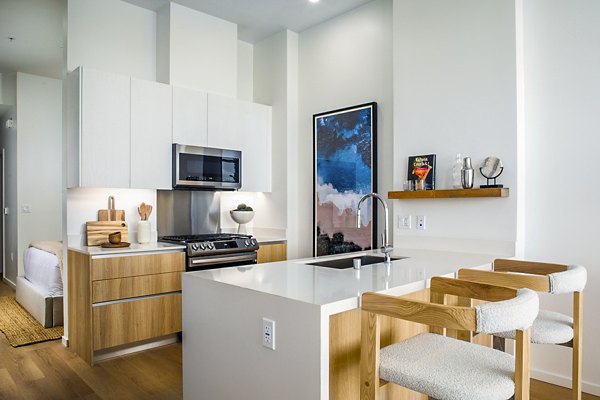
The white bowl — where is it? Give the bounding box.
[230,210,255,225]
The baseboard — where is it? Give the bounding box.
[2,276,15,289]
[62,336,69,348]
[93,334,179,363]
[532,368,600,396]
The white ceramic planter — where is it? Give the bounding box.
[230,210,255,234]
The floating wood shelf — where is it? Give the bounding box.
[388,188,510,199]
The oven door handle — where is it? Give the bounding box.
[189,253,257,266]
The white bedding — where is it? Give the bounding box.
[23,247,63,296]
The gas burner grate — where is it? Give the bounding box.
[159,233,252,243]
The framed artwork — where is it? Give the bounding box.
[313,102,377,256]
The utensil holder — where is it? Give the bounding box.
[138,221,151,244]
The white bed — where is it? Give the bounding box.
[16,247,63,328]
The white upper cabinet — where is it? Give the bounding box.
[207,94,272,192]
[78,68,131,188]
[172,86,208,147]
[206,94,240,151]
[236,101,272,193]
[67,67,273,192]
[131,78,173,190]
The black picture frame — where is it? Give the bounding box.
[312,102,378,257]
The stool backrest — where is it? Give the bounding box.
[475,288,539,334]
[549,265,587,294]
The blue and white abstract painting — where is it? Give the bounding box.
[314,103,377,256]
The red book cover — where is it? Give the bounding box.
[407,154,436,190]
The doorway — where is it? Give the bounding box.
[0,148,4,281]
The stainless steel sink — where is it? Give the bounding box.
[306,255,407,270]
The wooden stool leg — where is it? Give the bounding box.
[572,292,583,400]
[494,335,506,352]
[515,329,531,400]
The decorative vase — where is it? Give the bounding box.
[452,153,463,189]
[138,220,151,244]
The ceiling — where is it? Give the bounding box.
[123,0,374,43]
[0,0,64,79]
[0,0,373,81]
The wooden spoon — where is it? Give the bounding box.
[138,203,147,221]
[145,205,153,221]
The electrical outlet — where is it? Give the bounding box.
[416,215,426,230]
[398,215,411,229]
[262,318,275,350]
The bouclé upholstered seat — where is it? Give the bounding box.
[459,260,587,400]
[360,277,539,400]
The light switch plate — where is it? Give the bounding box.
[398,215,411,229]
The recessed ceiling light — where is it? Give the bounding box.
[309,0,320,3]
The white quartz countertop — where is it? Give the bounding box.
[69,242,186,256]
[184,248,498,314]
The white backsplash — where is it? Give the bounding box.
[67,187,157,246]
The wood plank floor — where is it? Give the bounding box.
[0,280,598,399]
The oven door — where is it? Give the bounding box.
[187,251,257,271]
[173,144,241,190]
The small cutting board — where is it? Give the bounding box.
[97,209,125,222]
[86,221,129,246]
[98,195,125,221]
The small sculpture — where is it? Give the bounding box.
[479,157,504,188]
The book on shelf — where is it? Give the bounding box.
[407,154,436,190]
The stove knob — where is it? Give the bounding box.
[244,240,250,247]
[251,239,257,246]
[199,243,206,250]
[191,244,199,251]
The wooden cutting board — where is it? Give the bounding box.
[98,195,125,221]
[86,221,129,246]
[97,209,125,221]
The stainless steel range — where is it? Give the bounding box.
[157,190,260,271]
[160,233,259,271]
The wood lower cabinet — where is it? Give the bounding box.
[68,250,185,365]
[92,293,182,350]
[257,243,287,264]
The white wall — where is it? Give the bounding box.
[252,31,291,232]
[16,73,63,277]
[392,0,518,255]
[219,30,298,250]
[67,0,157,80]
[1,72,17,106]
[523,0,600,394]
[67,188,157,246]
[295,0,394,257]
[237,41,254,102]
[0,106,17,284]
[158,2,237,97]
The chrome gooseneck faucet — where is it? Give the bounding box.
[357,193,392,264]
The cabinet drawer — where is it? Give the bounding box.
[92,272,182,303]
[91,252,184,281]
[92,293,182,350]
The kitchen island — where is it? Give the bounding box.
[182,248,499,400]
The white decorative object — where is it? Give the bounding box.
[452,153,463,189]
[138,221,151,244]
[230,210,255,234]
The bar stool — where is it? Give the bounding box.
[458,259,587,400]
[360,277,539,400]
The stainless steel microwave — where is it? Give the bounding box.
[173,144,241,190]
